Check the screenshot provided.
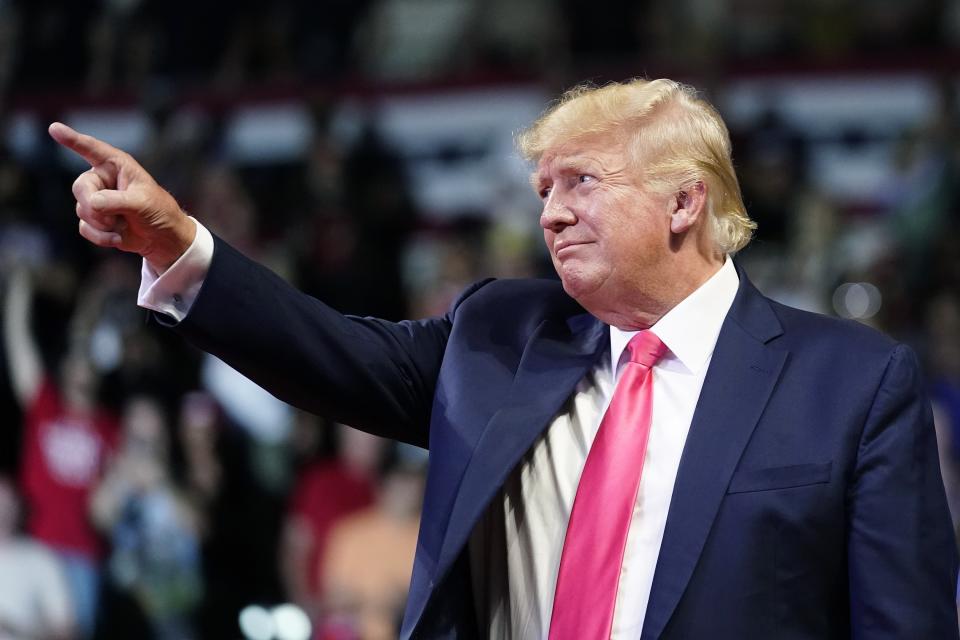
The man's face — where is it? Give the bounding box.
[534,137,674,311]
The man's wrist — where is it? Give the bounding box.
[138,217,212,322]
[145,214,197,273]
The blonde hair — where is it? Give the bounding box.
[517,78,755,254]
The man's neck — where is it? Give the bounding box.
[597,256,726,331]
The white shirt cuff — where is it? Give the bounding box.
[137,217,214,322]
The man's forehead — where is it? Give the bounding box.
[534,138,626,179]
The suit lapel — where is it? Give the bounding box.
[641,272,788,640]
[434,312,607,581]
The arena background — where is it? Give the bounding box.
[0,2,958,639]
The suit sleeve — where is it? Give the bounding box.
[847,344,959,639]
[168,235,489,448]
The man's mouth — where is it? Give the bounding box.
[555,241,590,257]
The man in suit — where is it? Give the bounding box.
[51,78,958,639]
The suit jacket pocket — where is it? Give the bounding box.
[726,461,832,494]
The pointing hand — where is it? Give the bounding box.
[48,122,196,271]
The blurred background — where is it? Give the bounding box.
[0,0,958,638]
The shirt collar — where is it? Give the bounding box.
[610,257,740,375]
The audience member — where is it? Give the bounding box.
[0,474,77,640]
[281,421,383,620]
[91,395,203,640]
[319,448,426,640]
[3,267,119,640]
[177,391,223,527]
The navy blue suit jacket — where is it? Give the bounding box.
[173,237,958,639]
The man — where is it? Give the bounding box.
[49,78,958,639]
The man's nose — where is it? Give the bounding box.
[539,193,577,232]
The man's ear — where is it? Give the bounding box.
[669,181,707,234]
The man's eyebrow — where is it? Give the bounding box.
[531,158,596,183]
[557,157,600,173]
[530,156,603,191]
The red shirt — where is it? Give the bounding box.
[19,378,118,558]
[289,460,376,598]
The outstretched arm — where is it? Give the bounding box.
[2,268,43,407]
[49,123,469,447]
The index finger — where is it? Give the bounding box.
[48,122,122,167]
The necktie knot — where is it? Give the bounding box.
[627,330,667,369]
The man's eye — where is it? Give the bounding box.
[539,186,552,199]
[578,174,595,184]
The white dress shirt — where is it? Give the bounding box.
[138,219,740,639]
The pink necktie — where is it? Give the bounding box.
[548,330,667,640]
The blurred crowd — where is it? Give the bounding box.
[0,2,959,640]
[0,0,959,98]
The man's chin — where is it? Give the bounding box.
[558,272,601,304]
